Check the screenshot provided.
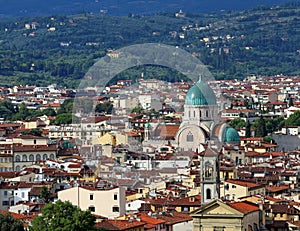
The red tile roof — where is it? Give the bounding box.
[95,219,145,230]
[228,202,260,215]
[225,179,263,189]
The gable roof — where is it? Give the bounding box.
[191,199,260,218]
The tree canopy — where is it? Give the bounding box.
[228,118,246,129]
[30,200,96,231]
[95,102,113,114]
[0,213,24,231]
[285,111,300,126]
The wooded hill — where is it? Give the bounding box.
[0,2,299,87]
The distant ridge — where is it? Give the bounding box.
[0,0,298,17]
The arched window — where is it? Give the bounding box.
[43,154,48,160]
[15,165,20,171]
[15,155,20,162]
[22,155,27,162]
[200,110,202,117]
[206,188,211,200]
[29,154,34,162]
[50,154,55,160]
[188,111,191,117]
[193,110,195,118]
[206,110,209,117]
[186,132,193,142]
[36,154,41,162]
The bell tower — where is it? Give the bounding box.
[200,141,220,205]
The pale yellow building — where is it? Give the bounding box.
[220,179,266,201]
[58,186,126,218]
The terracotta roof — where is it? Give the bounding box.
[139,214,165,225]
[156,211,192,225]
[0,210,27,220]
[266,185,289,193]
[225,179,263,189]
[0,172,19,179]
[150,195,201,207]
[228,201,260,215]
[153,124,180,140]
[13,144,57,152]
[95,219,145,230]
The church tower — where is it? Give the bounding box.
[200,143,220,205]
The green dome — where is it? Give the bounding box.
[145,123,151,129]
[185,79,216,105]
[224,127,240,143]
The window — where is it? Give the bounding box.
[43,154,48,160]
[88,206,95,212]
[206,188,211,200]
[29,154,34,162]
[112,206,119,212]
[183,207,189,212]
[2,201,8,206]
[186,132,193,142]
[114,194,118,200]
[22,155,27,162]
[33,139,36,144]
[36,154,41,162]
[206,110,209,117]
[15,155,20,162]
[232,185,236,188]
[15,166,20,171]
[50,154,55,160]
[193,110,195,117]
[21,192,25,198]
[90,194,94,200]
[4,191,8,197]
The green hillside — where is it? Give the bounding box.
[0,2,299,87]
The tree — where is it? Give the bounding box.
[57,99,74,115]
[288,97,294,107]
[0,213,24,231]
[39,186,51,203]
[95,102,113,114]
[30,200,96,231]
[51,113,77,125]
[285,111,300,126]
[228,118,246,129]
[22,128,42,136]
[43,107,56,116]
[131,105,144,114]
[253,116,267,137]
[245,120,251,138]
[12,103,30,120]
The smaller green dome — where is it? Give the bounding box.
[185,79,216,105]
[224,127,240,143]
[145,123,150,129]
